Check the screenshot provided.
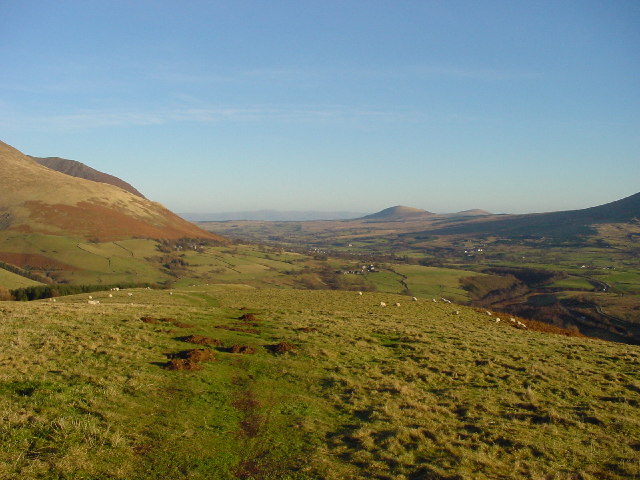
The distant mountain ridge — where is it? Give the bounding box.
[31,156,146,198]
[361,206,434,221]
[427,191,640,236]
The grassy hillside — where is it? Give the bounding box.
[0,141,221,241]
[0,268,43,289]
[1,286,638,479]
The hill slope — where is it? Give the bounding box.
[361,205,434,221]
[421,191,640,237]
[1,285,638,479]
[31,156,146,198]
[0,141,224,242]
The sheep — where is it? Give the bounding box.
[127,293,133,297]
[412,297,418,302]
[495,318,501,323]
[510,317,516,323]
[380,302,387,307]
[441,298,451,304]
[453,310,460,315]
[108,294,113,298]
[485,310,492,316]
[169,292,173,295]
[88,300,100,305]
[395,302,401,307]
[88,295,93,300]
[357,291,363,296]
[432,298,437,303]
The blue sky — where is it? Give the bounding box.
[1,1,639,214]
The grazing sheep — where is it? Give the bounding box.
[441,298,451,304]
[380,302,387,307]
[127,293,133,297]
[88,300,100,305]
[510,317,516,323]
[485,310,492,316]
[453,310,460,315]
[88,295,92,300]
[395,302,401,307]
[495,318,501,323]
[432,298,437,303]
[108,294,113,298]
[169,292,173,295]
[357,291,363,296]
[412,297,418,301]
[52,298,56,302]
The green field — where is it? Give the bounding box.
[0,268,43,289]
[1,285,638,479]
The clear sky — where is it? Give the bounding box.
[1,1,639,214]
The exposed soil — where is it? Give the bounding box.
[238,313,259,322]
[164,348,216,370]
[271,341,296,354]
[229,345,256,354]
[140,316,160,324]
[180,335,223,346]
[232,388,261,438]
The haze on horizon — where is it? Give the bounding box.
[1,1,638,215]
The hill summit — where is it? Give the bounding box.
[31,156,146,198]
[0,140,224,242]
[361,205,434,220]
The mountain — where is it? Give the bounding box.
[0,141,224,242]
[361,205,434,221]
[31,156,146,198]
[182,210,368,222]
[444,209,492,217]
[428,192,640,237]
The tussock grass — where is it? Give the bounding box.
[0,286,638,479]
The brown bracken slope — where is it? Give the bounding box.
[0,141,226,242]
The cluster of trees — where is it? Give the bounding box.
[9,282,158,301]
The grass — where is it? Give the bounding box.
[0,268,43,289]
[1,285,638,479]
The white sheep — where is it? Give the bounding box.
[88,300,100,305]
[412,297,418,301]
[108,293,113,298]
[432,298,437,303]
[380,302,387,307]
[357,291,363,296]
[453,310,460,315]
[127,293,133,297]
[395,302,401,307]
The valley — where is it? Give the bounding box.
[0,140,639,479]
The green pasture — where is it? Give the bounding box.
[0,268,43,289]
[0,285,638,479]
[392,264,482,302]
